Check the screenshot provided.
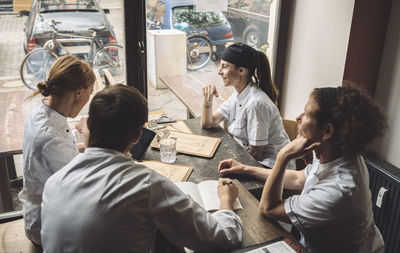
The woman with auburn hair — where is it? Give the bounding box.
[220,85,386,253]
[19,55,96,246]
[202,42,294,169]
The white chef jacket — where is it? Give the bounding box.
[18,101,78,245]
[284,155,384,253]
[217,83,294,169]
[41,147,243,253]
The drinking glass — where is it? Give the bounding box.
[160,138,176,163]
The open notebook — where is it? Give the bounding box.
[175,180,242,212]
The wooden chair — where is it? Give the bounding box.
[103,69,117,86]
[282,119,298,141]
[0,218,41,253]
[282,119,306,170]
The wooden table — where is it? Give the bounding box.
[0,90,33,212]
[0,181,306,253]
[159,73,234,118]
[145,118,305,250]
[145,118,265,195]
[235,179,305,250]
[0,218,40,253]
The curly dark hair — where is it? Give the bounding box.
[311,85,388,154]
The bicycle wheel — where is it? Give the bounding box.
[20,48,58,90]
[93,44,124,83]
[187,35,212,71]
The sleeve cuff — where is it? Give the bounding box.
[216,107,229,120]
[248,139,269,146]
[212,209,242,223]
[284,196,305,233]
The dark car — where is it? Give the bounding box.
[146,0,234,58]
[20,0,117,54]
[224,0,271,49]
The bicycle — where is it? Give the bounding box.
[147,20,214,71]
[186,33,213,71]
[20,15,124,90]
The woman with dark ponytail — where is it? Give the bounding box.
[19,55,95,247]
[202,43,294,169]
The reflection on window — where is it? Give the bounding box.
[228,0,270,15]
[225,0,272,49]
[172,6,228,28]
[0,0,124,217]
[146,0,166,23]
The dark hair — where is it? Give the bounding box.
[311,85,387,154]
[221,43,279,104]
[32,55,95,97]
[87,84,148,152]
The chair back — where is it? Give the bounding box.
[282,119,307,170]
[282,119,298,141]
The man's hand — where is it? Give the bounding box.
[217,178,239,211]
[218,159,246,175]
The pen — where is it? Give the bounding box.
[223,181,233,185]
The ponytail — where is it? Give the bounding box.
[253,52,279,105]
[221,42,279,104]
[27,55,95,100]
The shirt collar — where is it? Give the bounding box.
[316,155,353,178]
[236,81,253,103]
[41,100,69,130]
[84,147,128,158]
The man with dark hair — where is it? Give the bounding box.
[41,84,243,252]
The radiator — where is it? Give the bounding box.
[365,156,400,253]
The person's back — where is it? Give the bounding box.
[19,55,95,245]
[41,84,243,252]
[295,155,383,253]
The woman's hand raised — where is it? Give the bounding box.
[202,85,219,106]
[279,136,320,162]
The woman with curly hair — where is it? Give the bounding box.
[19,55,95,246]
[219,85,386,253]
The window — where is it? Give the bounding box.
[0,0,125,217]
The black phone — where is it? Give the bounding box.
[130,128,157,161]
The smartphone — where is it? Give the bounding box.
[130,128,157,161]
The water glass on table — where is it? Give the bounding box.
[160,138,176,163]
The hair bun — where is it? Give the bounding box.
[37,81,51,97]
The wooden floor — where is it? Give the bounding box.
[0,218,41,253]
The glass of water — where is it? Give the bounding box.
[160,138,176,163]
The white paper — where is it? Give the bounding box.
[176,180,242,212]
[196,0,228,12]
[246,241,297,253]
[176,181,205,208]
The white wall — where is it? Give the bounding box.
[371,0,400,168]
[280,0,355,120]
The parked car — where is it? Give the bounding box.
[146,0,234,58]
[224,0,271,49]
[19,0,117,54]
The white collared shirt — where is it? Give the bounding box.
[18,101,78,245]
[217,83,294,169]
[41,148,243,252]
[284,155,384,253]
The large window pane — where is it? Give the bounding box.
[0,0,124,216]
[145,0,278,119]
